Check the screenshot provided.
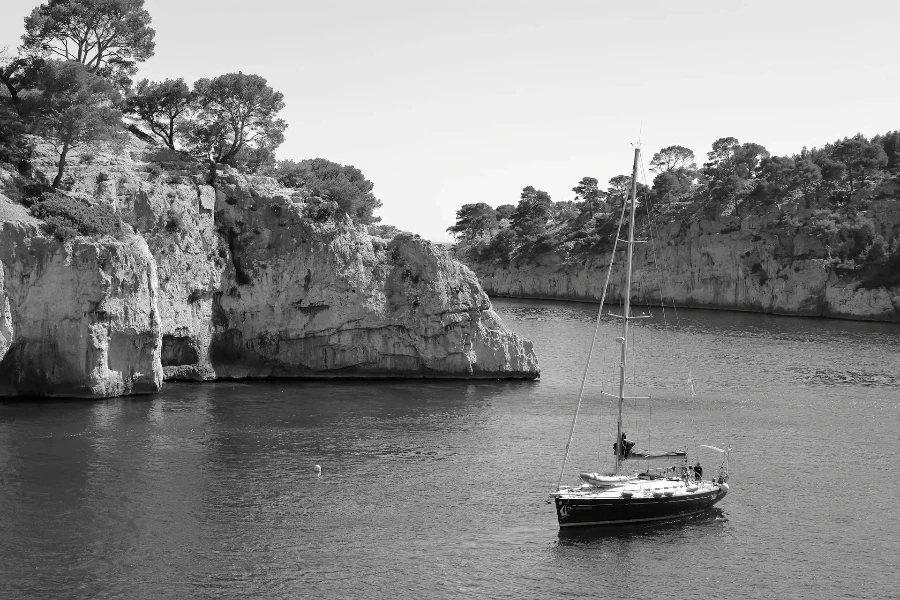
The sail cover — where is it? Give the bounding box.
[627,450,687,459]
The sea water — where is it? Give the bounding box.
[1,298,898,599]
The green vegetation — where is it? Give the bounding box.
[368,224,403,239]
[21,0,155,87]
[124,78,191,150]
[1,0,384,226]
[121,71,287,175]
[272,158,382,225]
[31,60,124,187]
[181,73,286,168]
[450,132,900,278]
[123,73,287,174]
[28,191,124,241]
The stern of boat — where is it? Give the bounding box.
[714,481,730,503]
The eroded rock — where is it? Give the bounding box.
[0,218,163,397]
[469,216,900,322]
[0,135,538,396]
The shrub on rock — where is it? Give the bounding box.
[29,192,124,241]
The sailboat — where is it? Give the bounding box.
[549,147,730,527]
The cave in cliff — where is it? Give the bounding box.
[161,334,200,367]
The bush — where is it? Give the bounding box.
[16,158,33,177]
[273,158,382,224]
[304,198,339,223]
[29,193,124,241]
[0,103,30,166]
[23,183,55,202]
[164,207,183,232]
[473,228,516,265]
[859,236,900,288]
[517,232,558,260]
[145,163,163,179]
[368,223,402,239]
[40,215,80,241]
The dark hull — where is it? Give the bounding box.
[555,487,727,527]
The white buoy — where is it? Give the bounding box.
[314,464,322,477]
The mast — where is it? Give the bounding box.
[615,147,641,474]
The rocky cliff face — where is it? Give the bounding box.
[203,170,537,378]
[469,203,900,322]
[0,136,538,397]
[0,171,162,397]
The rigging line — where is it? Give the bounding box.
[635,155,659,398]
[640,156,697,402]
[640,155,695,398]
[638,155,671,328]
[639,156,697,397]
[555,191,630,491]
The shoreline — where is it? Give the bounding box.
[486,292,900,324]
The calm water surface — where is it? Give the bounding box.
[1,298,899,599]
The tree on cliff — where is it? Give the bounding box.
[733,142,769,179]
[652,169,694,204]
[1,50,45,115]
[650,145,696,173]
[450,129,900,269]
[793,158,823,199]
[183,72,286,169]
[30,60,123,187]
[20,0,155,86]
[474,227,516,265]
[703,138,769,182]
[125,78,192,150]
[873,131,900,172]
[754,155,795,199]
[572,176,606,220]
[447,203,498,241]
[831,136,887,198]
[231,143,277,175]
[606,174,647,210]
[647,146,697,204]
[495,204,515,222]
[510,186,552,237]
[368,223,402,239]
[702,137,769,202]
[752,154,824,204]
[509,186,557,258]
[273,158,382,224]
[0,49,35,162]
[702,137,740,180]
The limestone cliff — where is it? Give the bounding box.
[0,170,162,397]
[205,170,538,378]
[0,135,538,397]
[466,201,900,322]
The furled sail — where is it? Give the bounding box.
[627,449,687,459]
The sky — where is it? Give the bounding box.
[2,0,898,241]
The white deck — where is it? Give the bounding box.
[553,477,722,500]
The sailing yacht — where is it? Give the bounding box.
[549,147,730,527]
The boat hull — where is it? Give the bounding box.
[554,485,728,527]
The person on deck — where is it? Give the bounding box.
[613,432,634,459]
[688,461,702,480]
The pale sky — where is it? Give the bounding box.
[3,1,898,241]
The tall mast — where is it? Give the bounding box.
[615,147,641,473]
